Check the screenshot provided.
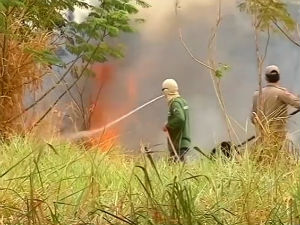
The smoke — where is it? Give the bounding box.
[98,0,300,151]
[25,0,300,153]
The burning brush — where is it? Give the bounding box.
[68,95,164,142]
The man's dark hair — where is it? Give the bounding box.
[265,71,280,83]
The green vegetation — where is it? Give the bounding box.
[0,0,149,134]
[0,137,299,224]
[238,0,296,32]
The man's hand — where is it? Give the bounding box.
[251,112,258,124]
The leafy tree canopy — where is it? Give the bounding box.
[0,0,150,65]
[238,0,295,31]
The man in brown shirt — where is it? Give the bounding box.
[251,65,300,146]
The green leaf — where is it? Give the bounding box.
[136,0,151,8]
[215,69,223,79]
[0,2,4,10]
[215,64,231,79]
[107,26,119,37]
[124,3,138,14]
[120,24,134,32]
[25,48,64,66]
[7,0,25,7]
[238,0,296,32]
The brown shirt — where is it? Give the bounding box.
[251,84,300,135]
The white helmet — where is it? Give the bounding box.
[162,79,178,93]
[265,65,280,75]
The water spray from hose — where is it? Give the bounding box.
[69,95,164,140]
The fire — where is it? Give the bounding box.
[88,63,138,150]
[89,129,120,150]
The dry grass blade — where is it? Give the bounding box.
[93,208,137,225]
[141,143,163,184]
[0,19,54,134]
[45,143,59,155]
[0,151,33,178]
[0,138,299,224]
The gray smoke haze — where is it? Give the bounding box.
[98,0,300,151]
[25,0,300,154]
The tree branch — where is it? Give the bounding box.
[61,77,83,119]
[87,81,106,129]
[262,27,271,62]
[10,72,49,91]
[272,19,300,47]
[75,77,89,129]
[29,42,102,131]
[176,0,238,142]
[179,29,215,72]
[4,55,82,123]
[207,0,239,143]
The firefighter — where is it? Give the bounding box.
[162,79,191,162]
[251,65,300,150]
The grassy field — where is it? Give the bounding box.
[0,137,299,225]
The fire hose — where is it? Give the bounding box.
[193,108,300,160]
[69,95,164,140]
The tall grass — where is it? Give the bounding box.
[0,137,299,225]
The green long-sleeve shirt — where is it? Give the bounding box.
[166,97,191,151]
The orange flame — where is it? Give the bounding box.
[88,64,138,151]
